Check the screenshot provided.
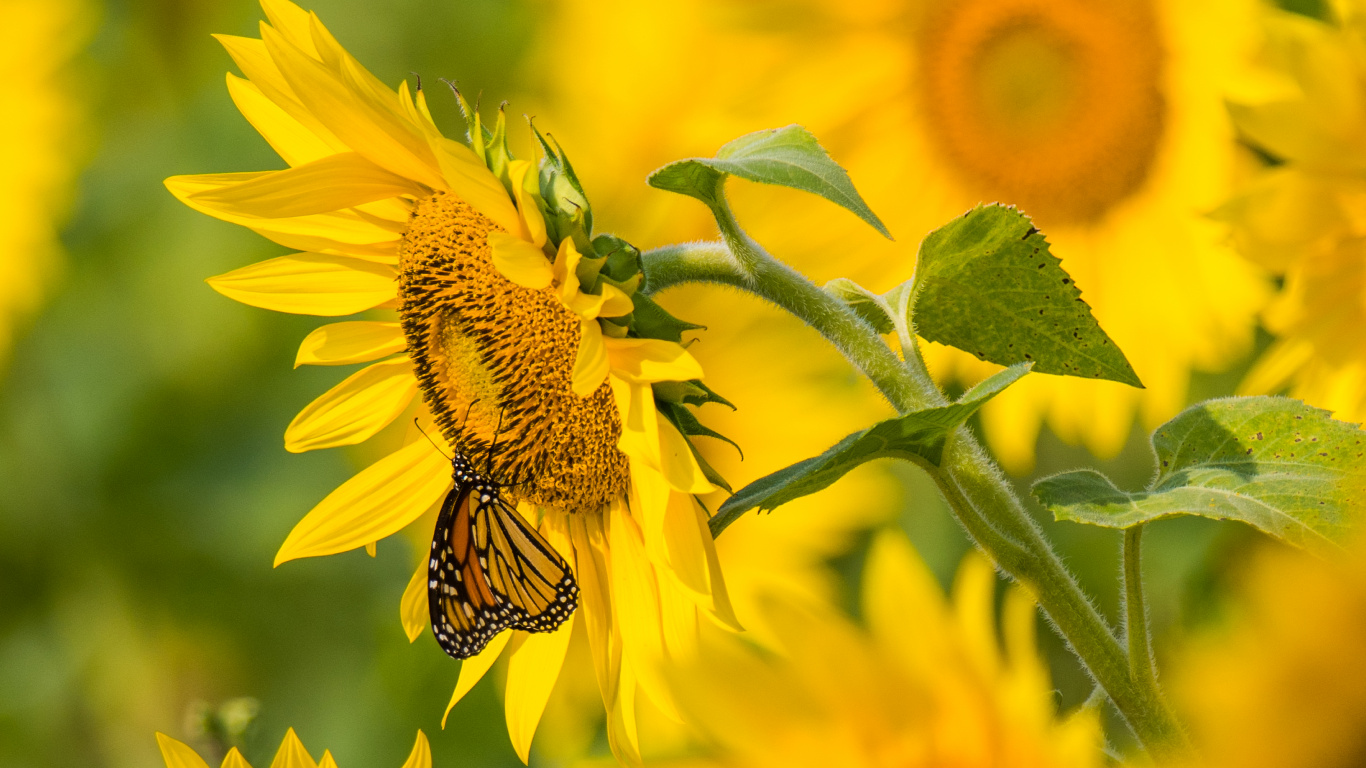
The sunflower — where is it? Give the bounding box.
[167,2,738,763]
[1224,1,1366,423]
[661,531,1105,768]
[0,0,90,365]
[1169,537,1366,768]
[529,0,1269,473]
[156,728,430,768]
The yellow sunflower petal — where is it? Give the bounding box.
[655,415,714,495]
[156,733,211,768]
[567,512,620,711]
[489,232,553,289]
[400,555,428,642]
[316,753,336,768]
[186,152,425,219]
[260,23,444,190]
[215,34,346,153]
[567,282,634,321]
[660,491,740,629]
[430,136,522,234]
[603,338,703,384]
[260,0,317,56]
[269,729,316,768]
[571,319,610,397]
[609,377,661,471]
[863,529,952,673]
[398,731,431,768]
[507,159,546,247]
[605,657,642,768]
[221,748,251,768]
[225,73,332,167]
[206,253,396,316]
[275,439,450,565]
[608,502,679,721]
[294,321,405,367]
[553,238,583,305]
[505,620,576,764]
[953,553,1002,680]
[443,630,513,727]
[284,356,416,452]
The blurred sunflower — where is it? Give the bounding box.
[0,0,90,364]
[167,1,738,763]
[662,531,1104,768]
[1225,0,1366,423]
[156,728,430,768]
[1170,538,1366,768]
[532,0,1269,473]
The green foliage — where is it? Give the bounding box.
[1034,396,1366,552]
[823,277,896,334]
[711,363,1031,536]
[647,125,891,237]
[911,205,1142,387]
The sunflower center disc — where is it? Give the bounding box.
[398,192,629,512]
[919,0,1165,224]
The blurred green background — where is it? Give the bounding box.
[0,1,1306,766]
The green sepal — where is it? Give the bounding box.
[595,234,642,283]
[653,379,735,410]
[629,292,704,343]
[485,104,514,194]
[710,363,1031,536]
[1033,396,1366,553]
[824,278,896,334]
[530,121,594,247]
[657,400,737,493]
[647,125,891,238]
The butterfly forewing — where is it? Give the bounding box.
[428,454,579,660]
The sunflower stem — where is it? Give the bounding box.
[1123,526,1168,717]
[641,191,1192,757]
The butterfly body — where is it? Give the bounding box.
[428,453,578,659]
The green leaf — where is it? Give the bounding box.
[912,204,1141,387]
[647,125,891,238]
[711,363,1031,536]
[1033,396,1366,552]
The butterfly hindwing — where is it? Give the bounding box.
[428,454,579,660]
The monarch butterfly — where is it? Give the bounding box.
[427,451,579,659]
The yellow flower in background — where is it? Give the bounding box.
[0,0,91,364]
[167,1,738,763]
[1170,539,1366,768]
[664,531,1104,768]
[531,0,1268,473]
[1225,1,1366,422]
[156,728,430,768]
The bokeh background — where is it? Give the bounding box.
[0,0,1331,766]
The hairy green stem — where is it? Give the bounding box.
[1124,527,1167,718]
[641,199,1190,756]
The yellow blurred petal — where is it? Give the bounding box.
[507,159,546,247]
[604,338,703,384]
[489,233,552,289]
[316,753,336,768]
[571,320,610,397]
[431,136,521,233]
[187,152,425,219]
[206,253,396,316]
[862,530,952,673]
[655,415,714,494]
[295,320,405,367]
[284,356,416,452]
[260,24,444,190]
[605,660,642,768]
[505,619,575,764]
[953,553,1001,680]
[443,630,513,727]
[692,501,742,631]
[220,748,252,768]
[399,732,431,768]
[156,733,212,768]
[226,73,332,167]
[275,439,450,565]
[268,729,316,768]
[401,556,428,642]
[659,491,737,624]
[365,541,377,557]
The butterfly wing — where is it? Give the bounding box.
[428,476,578,660]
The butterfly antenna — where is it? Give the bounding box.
[459,399,481,435]
[413,418,452,461]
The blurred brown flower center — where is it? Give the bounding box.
[919,0,1165,225]
[398,192,628,511]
